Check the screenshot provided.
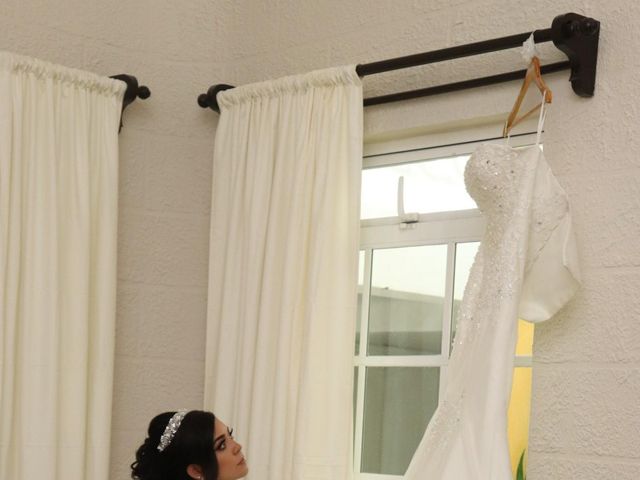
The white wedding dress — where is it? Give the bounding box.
[404,104,581,479]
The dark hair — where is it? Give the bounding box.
[131,410,219,480]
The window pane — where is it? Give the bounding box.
[361,155,476,219]
[515,319,535,356]
[356,250,365,355]
[508,367,532,477]
[451,242,480,348]
[353,367,359,434]
[361,367,440,475]
[368,245,447,355]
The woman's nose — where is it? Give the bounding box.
[233,440,242,454]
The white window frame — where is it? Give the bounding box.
[353,123,538,480]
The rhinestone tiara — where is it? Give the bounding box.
[157,410,188,452]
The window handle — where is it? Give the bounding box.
[397,176,419,229]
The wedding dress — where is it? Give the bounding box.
[404,102,581,479]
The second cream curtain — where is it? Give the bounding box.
[204,66,362,480]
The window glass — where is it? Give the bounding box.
[515,319,535,356]
[361,155,475,219]
[356,250,365,354]
[361,367,440,475]
[508,367,532,477]
[353,367,359,433]
[368,245,448,355]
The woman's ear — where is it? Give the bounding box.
[186,464,204,480]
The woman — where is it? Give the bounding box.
[131,410,249,480]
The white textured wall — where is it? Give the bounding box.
[1,0,639,479]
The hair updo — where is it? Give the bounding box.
[131,410,219,480]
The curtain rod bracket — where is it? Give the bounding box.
[110,74,151,132]
[551,13,600,97]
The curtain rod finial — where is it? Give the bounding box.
[109,73,151,133]
[197,84,235,113]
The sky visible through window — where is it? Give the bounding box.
[361,154,476,219]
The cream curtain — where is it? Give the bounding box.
[0,52,125,480]
[204,66,362,480]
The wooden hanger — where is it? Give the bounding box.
[503,56,553,137]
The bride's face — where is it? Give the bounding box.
[213,418,249,480]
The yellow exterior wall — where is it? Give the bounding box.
[507,320,535,477]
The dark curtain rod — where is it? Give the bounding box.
[364,60,571,107]
[355,29,555,77]
[198,12,599,113]
[110,74,151,132]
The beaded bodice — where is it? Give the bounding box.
[464,143,526,217]
[458,144,538,314]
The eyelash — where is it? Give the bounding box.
[216,428,234,451]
